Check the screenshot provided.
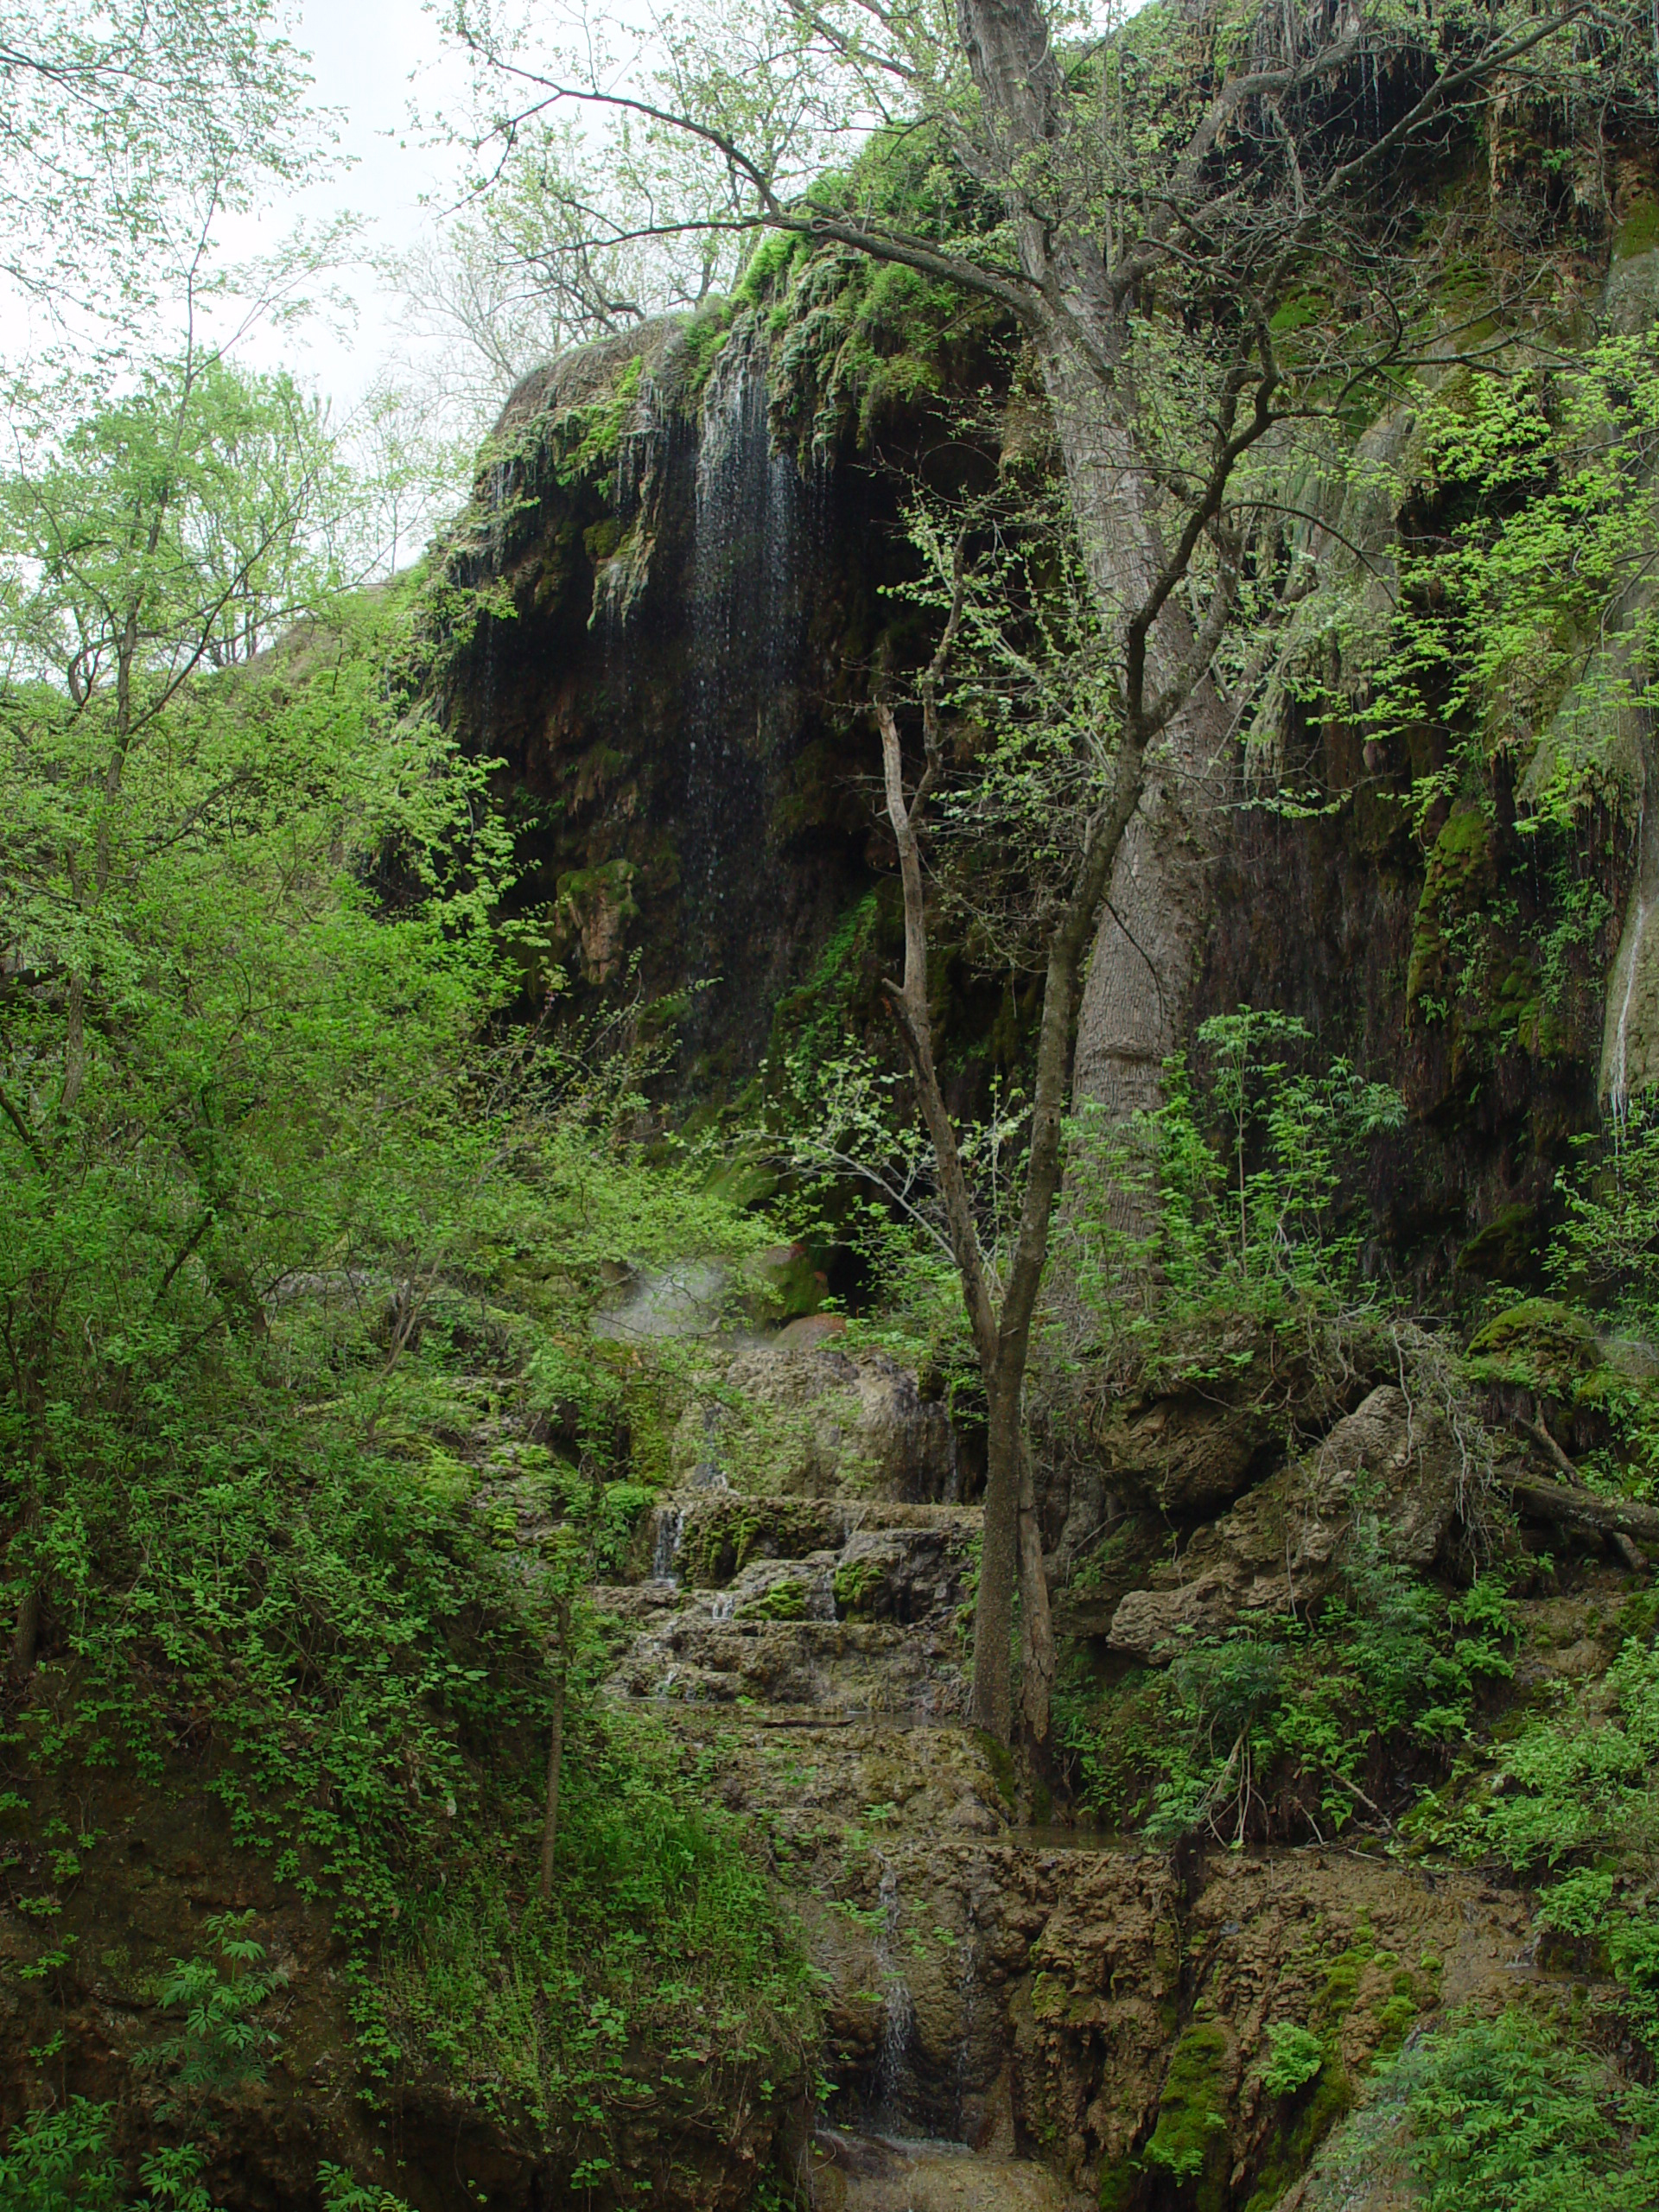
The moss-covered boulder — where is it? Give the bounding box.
[1465,1298,1599,1397]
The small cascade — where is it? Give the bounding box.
[870,1861,918,2132]
[652,1505,685,1584]
[954,1896,982,2142]
[1611,891,1652,1129]
[693,1407,729,1491]
[1602,727,1659,1119]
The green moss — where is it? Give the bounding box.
[977,1729,1018,1808]
[1455,1200,1543,1283]
[1616,196,1659,259]
[745,1577,808,1620]
[1097,2160,1139,2212]
[547,353,645,487]
[1143,2020,1230,2206]
[1407,804,1494,1012]
[679,304,734,401]
[1031,1969,1066,2021]
[734,228,809,308]
[833,1555,881,1614]
[1465,1297,1599,1398]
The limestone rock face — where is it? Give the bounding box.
[671,1344,957,1501]
[1108,1386,1465,1661]
[1071,1319,1387,1528]
[588,1329,1580,2212]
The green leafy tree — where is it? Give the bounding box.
[439,0,1613,1758]
[0,0,337,333]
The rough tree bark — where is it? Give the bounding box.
[951,0,1239,1135]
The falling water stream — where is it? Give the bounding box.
[682,327,806,1009]
[651,1506,684,1584]
[871,1860,918,2131]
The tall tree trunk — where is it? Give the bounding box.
[973,1374,1023,1745]
[1015,1433,1055,1759]
[953,0,1233,1140]
[1032,338,1229,1135]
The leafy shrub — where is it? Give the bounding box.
[1392,2012,1659,2212]
[1260,2021,1325,2098]
[153,1914,283,2123]
[1063,1541,1516,1845]
[1433,1635,1659,2051]
[1068,1008,1403,1351]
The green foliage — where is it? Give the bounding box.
[1374,2012,1659,2212]
[1,355,353,698]
[1554,1103,1659,1324]
[0,2100,130,2212]
[153,1914,283,2123]
[1424,1632,1659,2050]
[0,360,810,2150]
[1059,1541,1516,1844]
[316,2168,416,2212]
[1363,334,1659,832]
[1488,1113,1659,1482]
[378,1710,811,2134]
[0,2100,427,2212]
[0,2101,217,2212]
[1259,2021,1325,2098]
[0,0,334,334]
[1069,1009,1403,1352]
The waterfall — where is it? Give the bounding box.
[1611,893,1651,1129]
[683,323,805,1008]
[693,1406,729,1490]
[954,1896,982,2142]
[871,1859,917,2132]
[652,1506,685,1584]
[1602,729,1659,1122]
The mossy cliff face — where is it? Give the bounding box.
[445,263,1637,1283]
[442,312,919,1092]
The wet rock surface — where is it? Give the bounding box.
[599,1354,1544,2210]
[809,2127,1094,2209]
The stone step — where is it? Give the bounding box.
[642,1493,980,1597]
[607,1603,968,1717]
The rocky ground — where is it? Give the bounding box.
[6,1325,1634,2209]
[592,1334,1602,2212]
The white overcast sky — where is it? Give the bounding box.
[219,0,468,422]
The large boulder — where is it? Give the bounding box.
[671,1344,957,1501]
[1108,1387,1466,1662]
[1074,1318,1389,1523]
